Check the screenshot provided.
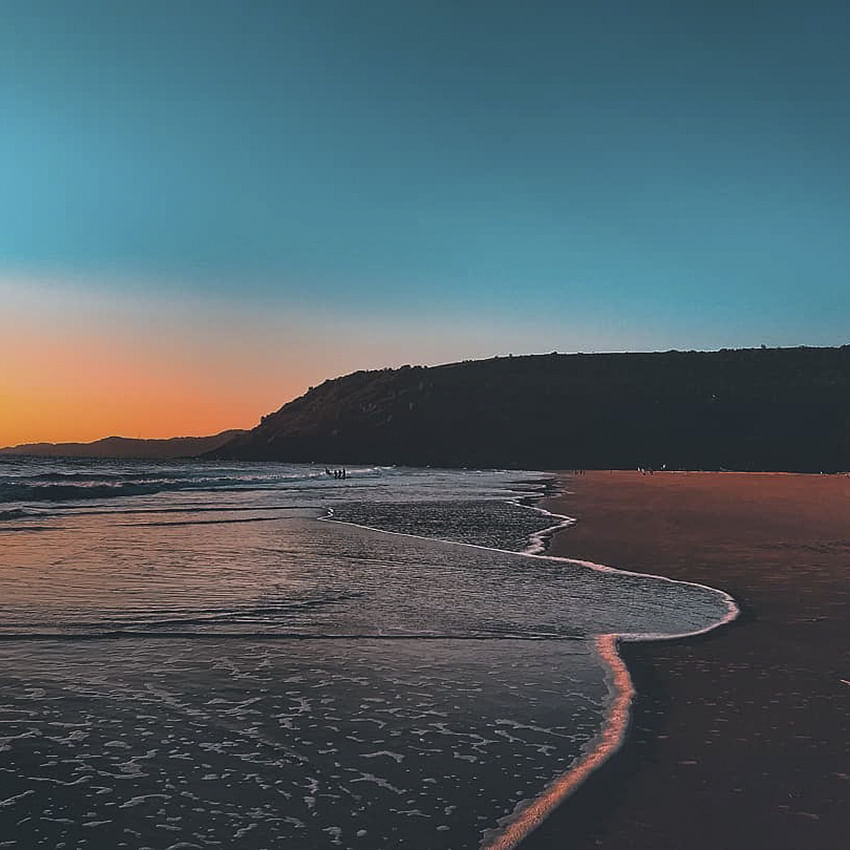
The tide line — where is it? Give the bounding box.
[481,632,632,850]
[323,477,739,849]
[478,482,738,849]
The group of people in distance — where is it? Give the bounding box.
[325,467,347,480]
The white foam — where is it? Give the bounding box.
[321,474,740,849]
[0,789,35,808]
[361,750,405,763]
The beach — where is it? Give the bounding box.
[526,471,850,850]
[1,461,733,848]
[2,461,846,847]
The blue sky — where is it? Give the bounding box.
[2,1,850,439]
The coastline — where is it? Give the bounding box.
[323,480,738,850]
[4,464,847,847]
[481,633,634,850]
[522,470,850,850]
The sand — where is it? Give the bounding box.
[523,471,850,850]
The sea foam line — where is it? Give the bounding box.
[482,481,739,849]
[480,632,632,850]
[319,495,739,643]
[321,476,739,849]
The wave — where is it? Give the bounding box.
[0,482,171,503]
[18,469,329,484]
[0,479,307,504]
[20,470,168,482]
[478,485,738,850]
[0,508,36,521]
[0,462,738,848]
[0,464,391,505]
[0,630,579,642]
[318,481,739,850]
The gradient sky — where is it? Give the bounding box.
[2,1,849,444]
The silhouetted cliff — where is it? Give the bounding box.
[208,347,850,472]
[1,430,246,459]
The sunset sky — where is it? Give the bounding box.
[3,1,849,445]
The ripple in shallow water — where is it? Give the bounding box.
[0,462,735,848]
[0,639,610,849]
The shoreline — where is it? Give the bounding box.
[521,470,850,850]
[482,633,634,850]
[479,479,738,850]
[324,483,740,850]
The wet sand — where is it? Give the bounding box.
[525,471,850,850]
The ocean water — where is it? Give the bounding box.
[0,460,734,848]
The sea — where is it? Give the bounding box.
[0,459,736,849]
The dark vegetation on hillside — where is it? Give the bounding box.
[209,347,850,472]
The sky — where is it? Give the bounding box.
[2,1,849,444]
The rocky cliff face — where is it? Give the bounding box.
[209,347,850,472]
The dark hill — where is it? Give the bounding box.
[1,430,246,460]
[208,347,850,472]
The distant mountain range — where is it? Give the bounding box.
[0,430,245,459]
[208,346,850,472]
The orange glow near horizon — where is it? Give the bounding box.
[1,326,299,446]
[0,274,500,447]
[1,270,600,447]
[0,276,324,447]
